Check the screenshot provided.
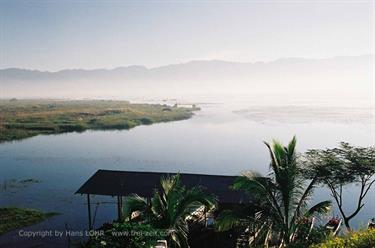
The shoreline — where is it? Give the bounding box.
[0,99,199,143]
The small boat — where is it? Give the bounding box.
[368,218,375,229]
[325,217,342,236]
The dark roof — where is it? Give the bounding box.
[76,169,248,204]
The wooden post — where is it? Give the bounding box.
[87,194,92,230]
[204,206,207,227]
[117,195,122,221]
[146,197,150,222]
[121,196,123,219]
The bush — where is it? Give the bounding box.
[286,226,331,248]
[138,117,153,125]
[85,222,166,248]
[306,227,332,246]
[58,124,87,132]
[311,229,375,248]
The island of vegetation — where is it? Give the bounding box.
[0,207,58,235]
[0,99,199,142]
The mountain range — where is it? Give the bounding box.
[0,55,373,101]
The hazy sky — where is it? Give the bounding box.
[0,0,374,71]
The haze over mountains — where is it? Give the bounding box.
[0,55,373,105]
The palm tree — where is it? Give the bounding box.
[216,136,331,247]
[123,174,217,248]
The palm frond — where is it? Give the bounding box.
[232,172,268,197]
[287,136,297,160]
[291,177,317,224]
[215,209,249,232]
[304,200,332,218]
[264,141,280,174]
[123,194,147,218]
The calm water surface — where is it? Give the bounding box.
[0,99,374,244]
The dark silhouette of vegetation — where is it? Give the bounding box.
[82,222,166,248]
[216,137,331,247]
[123,174,217,248]
[304,142,375,231]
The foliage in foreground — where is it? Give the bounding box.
[304,143,375,231]
[123,174,217,248]
[84,222,166,248]
[310,228,375,248]
[0,207,57,235]
[285,225,334,248]
[216,137,332,247]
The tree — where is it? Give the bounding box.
[304,142,375,230]
[216,137,331,247]
[123,174,217,248]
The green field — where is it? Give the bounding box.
[0,99,198,142]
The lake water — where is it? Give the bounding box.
[0,97,374,246]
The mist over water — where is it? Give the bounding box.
[2,55,373,107]
[0,95,373,237]
[1,54,374,242]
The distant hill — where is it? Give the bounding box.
[0,55,373,100]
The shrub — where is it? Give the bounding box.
[286,226,330,248]
[138,117,153,125]
[58,124,87,132]
[311,229,375,248]
[85,222,166,248]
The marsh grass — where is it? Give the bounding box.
[0,207,59,235]
[0,99,198,142]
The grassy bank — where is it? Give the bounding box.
[0,99,198,142]
[0,207,58,235]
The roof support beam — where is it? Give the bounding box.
[87,194,92,230]
[117,195,122,221]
